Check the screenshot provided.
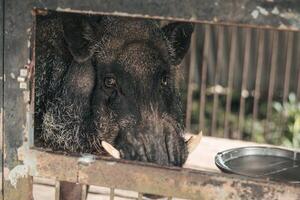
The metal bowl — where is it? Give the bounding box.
[215,146,300,183]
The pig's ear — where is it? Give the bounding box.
[62,14,101,63]
[162,22,194,65]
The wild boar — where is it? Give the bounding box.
[35,11,197,199]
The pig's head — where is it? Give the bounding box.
[42,14,194,167]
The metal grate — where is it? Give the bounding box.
[184,24,300,143]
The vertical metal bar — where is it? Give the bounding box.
[252,29,265,139]
[283,31,294,103]
[297,63,300,100]
[0,0,3,198]
[224,26,238,138]
[110,188,115,200]
[185,31,197,131]
[138,193,143,200]
[265,30,279,136]
[199,24,211,133]
[237,28,252,140]
[211,26,224,136]
[81,184,88,200]
[297,33,300,101]
[55,181,60,200]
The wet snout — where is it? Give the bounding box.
[114,110,188,167]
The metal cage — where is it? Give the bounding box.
[1,1,300,199]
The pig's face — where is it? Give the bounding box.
[41,14,194,167]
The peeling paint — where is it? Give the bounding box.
[10,72,16,79]
[257,6,269,16]
[8,165,29,188]
[78,154,96,166]
[251,10,259,19]
[271,7,280,15]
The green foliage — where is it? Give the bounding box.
[273,93,300,148]
[189,90,300,148]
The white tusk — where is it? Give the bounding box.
[101,141,121,159]
[185,131,202,153]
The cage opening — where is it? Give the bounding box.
[28,8,300,200]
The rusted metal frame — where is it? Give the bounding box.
[211,26,224,137]
[3,0,36,199]
[252,29,265,139]
[237,28,252,140]
[265,31,279,138]
[21,149,300,200]
[185,31,197,131]
[199,25,211,134]
[224,26,238,138]
[283,31,294,103]
[4,1,299,199]
[33,0,300,31]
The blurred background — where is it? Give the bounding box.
[180,24,300,149]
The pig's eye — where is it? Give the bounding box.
[104,76,117,88]
[161,75,170,86]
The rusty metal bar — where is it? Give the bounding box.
[31,0,300,31]
[81,184,88,200]
[295,33,300,102]
[55,181,60,200]
[110,188,115,200]
[0,0,3,198]
[224,26,238,138]
[185,31,197,131]
[265,31,279,136]
[298,64,300,101]
[21,149,300,200]
[252,29,265,138]
[296,34,300,101]
[137,193,143,200]
[211,25,225,137]
[237,28,252,139]
[283,31,294,103]
[199,24,211,133]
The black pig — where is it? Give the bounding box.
[35,12,194,199]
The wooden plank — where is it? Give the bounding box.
[19,149,300,200]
